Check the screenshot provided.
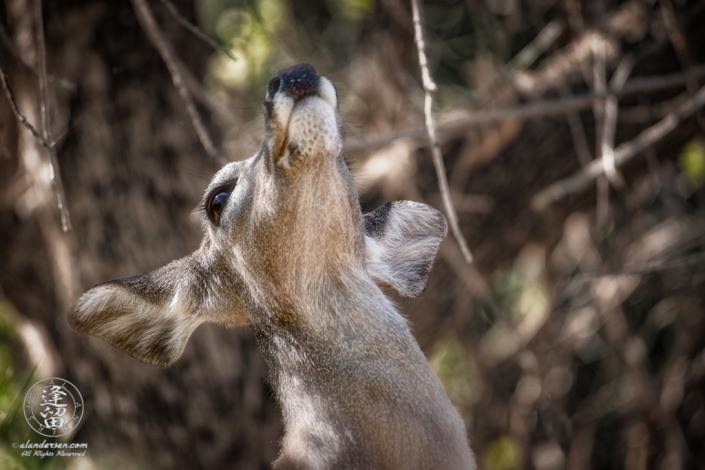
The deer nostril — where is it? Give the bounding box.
[266,64,320,103]
[266,76,281,101]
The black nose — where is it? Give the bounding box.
[265,64,319,103]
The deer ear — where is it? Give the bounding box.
[363,201,448,298]
[68,254,243,367]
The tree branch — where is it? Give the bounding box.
[0,56,48,146]
[157,0,237,62]
[131,0,228,166]
[531,83,705,210]
[579,252,705,278]
[344,65,705,155]
[34,0,71,231]
[560,84,592,166]
[600,54,634,189]
[411,0,473,264]
[590,30,612,228]
[507,20,564,72]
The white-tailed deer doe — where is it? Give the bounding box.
[68,64,475,469]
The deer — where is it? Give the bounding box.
[68,64,475,469]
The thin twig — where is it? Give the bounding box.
[177,60,241,124]
[597,55,634,229]
[591,33,606,147]
[157,0,238,62]
[410,0,473,264]
[0,56,49,147]
[659,0,697,93]
[590,31,612,229]
[579,252,705,278]
[507,20,564,72]
[438,242,511,324]
[34,0,71,231]
[449,19,563,192]
[131,0,228,166]
[600,55,634,189]
[531,83,705,210]
[560,84,592,166]
[344,65,705,155]
[618,92,689,124]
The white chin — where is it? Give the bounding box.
[287,97,341,157]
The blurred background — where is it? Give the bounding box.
[0,0,704,468]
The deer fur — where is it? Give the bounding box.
[68,64,475,469]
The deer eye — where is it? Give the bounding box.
[207,190,231,224]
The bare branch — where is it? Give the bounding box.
[560,85,592,166]
[131,0,228,166]
[590,24,606,137]
[590,31,613,229]
[0,57,49,146]
[344,65,705,155]
[157,0,238,62]
[177,60,242,125]
[600,55,634,189]
[579,252,705,278]
[411,0,473,265]
[34,0,71,231]
[438,242,512,324]
[659,0,697,93]
[618,92,689,124]
[429,193,495,214]
[507,20,564,72]
[531,83,705,210]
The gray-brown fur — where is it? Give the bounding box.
[68,64,474,469]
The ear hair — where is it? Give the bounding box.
[68,256,218,367]
[363,201,447,298]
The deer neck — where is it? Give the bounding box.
[252,272,415,390]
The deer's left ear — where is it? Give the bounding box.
[68,253,247,367]
[363,201,447,298]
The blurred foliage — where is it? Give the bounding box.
[200,0,288,90]
[680,139,705,187]
[481,247,550,362]
[329,0,375,21]
[485,435,523,470]
[429,336,480,407]
[0,302,64,470]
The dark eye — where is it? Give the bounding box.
[207,190,231,224]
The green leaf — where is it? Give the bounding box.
[680,139,705,187]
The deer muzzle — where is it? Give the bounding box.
[263,64,341,169]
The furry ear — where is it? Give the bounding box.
[68,254,245,367]
[363,201,447,298]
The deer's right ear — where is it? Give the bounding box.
[68,254,245,368]
[363,201,447,298]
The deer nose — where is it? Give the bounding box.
[265,64,319,103]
